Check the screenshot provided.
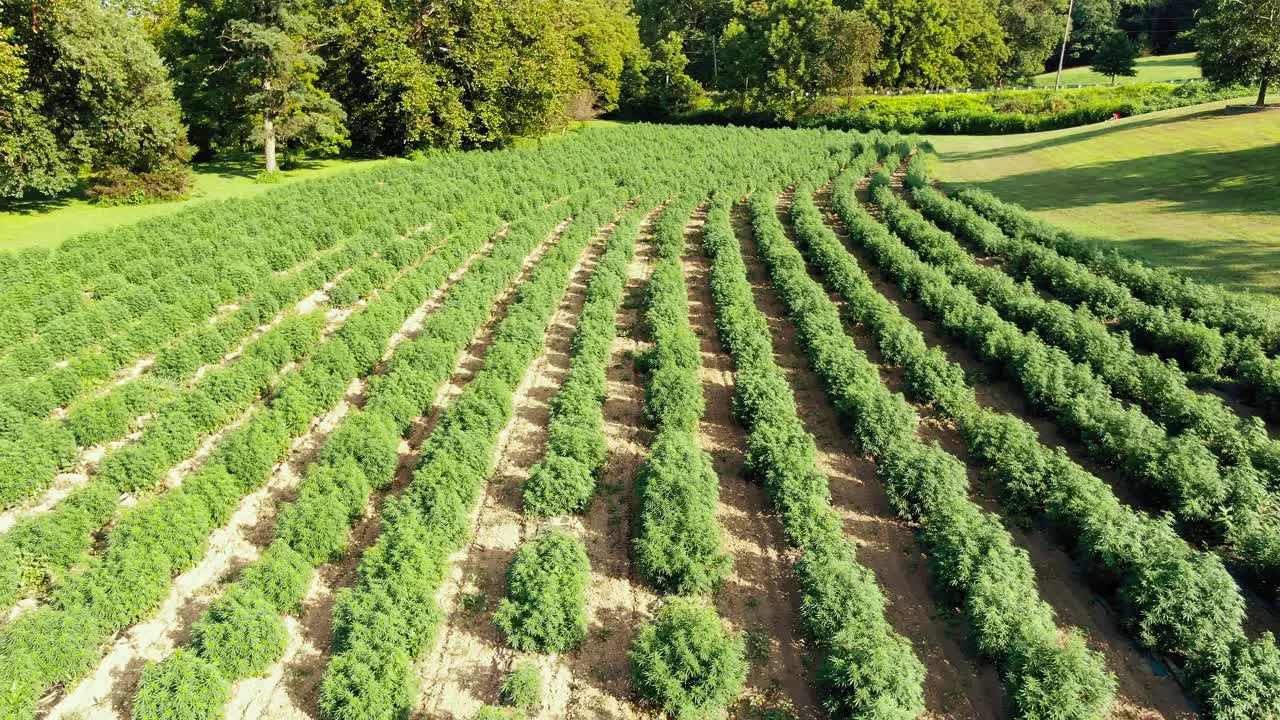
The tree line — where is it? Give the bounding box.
[1,0,1276,202]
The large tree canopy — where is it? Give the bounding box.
[318,0,584,156]
[0,0,190,198]
[862,0,1009,87]
[1193,0,1280,105]
[164,0,347,169]
[722,0,880,116]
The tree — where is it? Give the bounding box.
[165,0,346,171]
[633,0,736,87]
[998,0,1067,82]
[862,0,1009,87]
[1091,30,1138,82]
[561,0,646,113]
[721,0,880,117]
[620,31,704,117]
[1,0,191,199]
[319,0,579,156]
[1193,0,1280,106]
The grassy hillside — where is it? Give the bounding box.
[931,97,1280,297]
[0,155,394,250]
[1032,52,1201,87]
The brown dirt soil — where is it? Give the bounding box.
[559,209,664,720]
[815,179,1199,718]
[682,206,819,720]
[741,199,1006,719]
[41,229,504,720]
[414,216,613,719]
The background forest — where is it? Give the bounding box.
[0,0,1272,201]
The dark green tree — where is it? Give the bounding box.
[164,0,347,171]
[1091,29,1138,82]
[620,31,704,116]
[319,0,578,156]
[1193,0,1280,105]
[0,0,191,199]
[633,0,736,87]
[561,0,646,113]
[721,0,880,117]
[998,0,1067,82]
[862,0,1009,87]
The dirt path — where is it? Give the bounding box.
[560,212,662,720]
[814,184,1198,719]
[739,199,1006,719]
[681,206,819,719]
[414,217,613,719]
[43,229,506,720]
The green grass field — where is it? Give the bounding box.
[1032,52,1201,87]
[0,154,394,250]
[931,96,1280,297]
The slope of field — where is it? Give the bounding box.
[931,98,1280,296]
[1032,52,1201,87]
[0,155,393,250]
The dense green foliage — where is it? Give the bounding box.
[751,173,1116,718]
[700,196,926,717]
[523,211,640,515]
[827,164,1280,717]
[1192,0,1280,105]
[790,81,1249,133]
[630,597,748,720]
[494,529,590,652]
[0,0,191,198]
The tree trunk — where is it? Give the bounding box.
[1258,71,1271,107]
[263,115,278,173]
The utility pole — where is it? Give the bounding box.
[1055,0,1076,90]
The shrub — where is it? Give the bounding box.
[131,650,230,720]
[500,661,542,713]
[493,529,590,653]
[630,597,747,720]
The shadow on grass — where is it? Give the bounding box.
[939,107,1232,162]
[0,194,77,215]
[946,143,1280,293]
[952,145,1280,216]
[193,152,329,180]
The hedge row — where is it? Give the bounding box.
[828,171,1280,717]
[701,196,926,718]
[633,199,732,597]
[523,211,641,516]
[316,195,624,720]
[132,202,591,720]
[954,186,1280,353]
[758,190,1117,718]
[0,211,513,720]
[872,180,1280,588]
[907,183,1280,480]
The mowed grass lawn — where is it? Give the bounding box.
[931,96,1280,297]
[0,154,397,250]
[1032,52,1201,87]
